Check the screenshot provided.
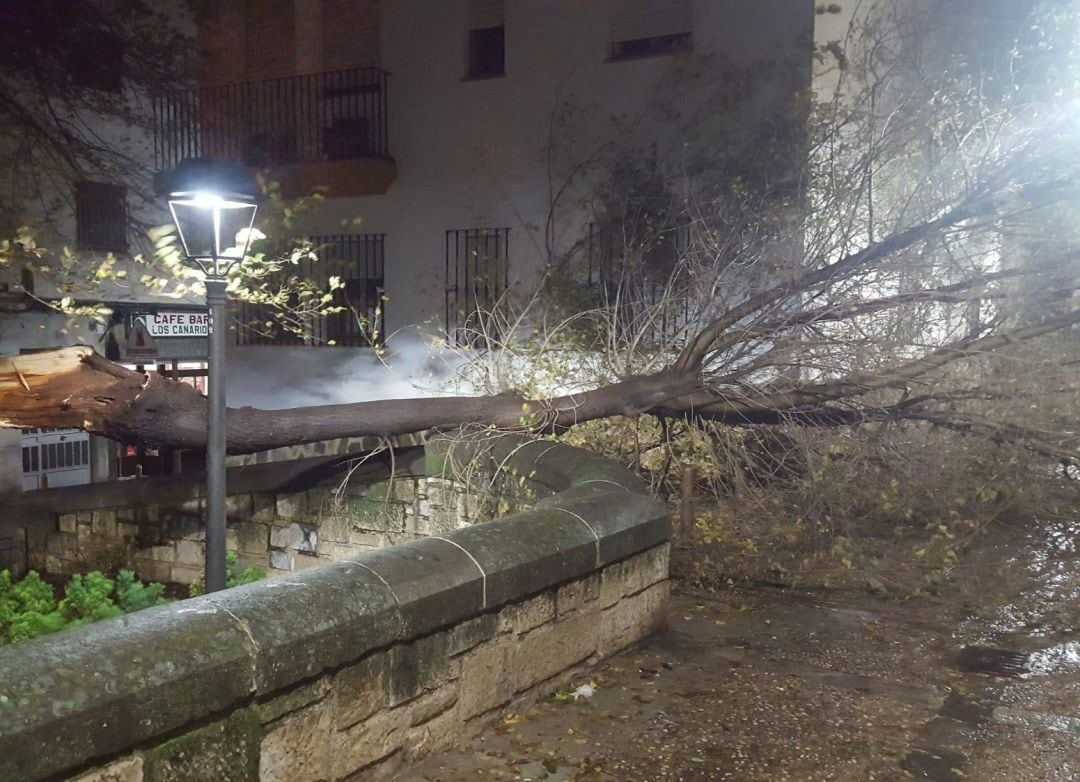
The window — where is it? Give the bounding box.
[76,181,128,252]
[609,0,692,61]
[233,234,385,347]
[67,30,124,93]
[467,26,505,79]
[445,228,509,346]
[466,0,505,79]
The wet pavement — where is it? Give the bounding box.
[409,517,1080,781]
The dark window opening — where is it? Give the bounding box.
[467,26,505,79]
[610,32,692,61]
[67,31,124,92]
[76,181,128,252]
[445,228,509,346]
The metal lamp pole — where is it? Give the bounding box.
[204,277,229,593]
[158,157,259,594]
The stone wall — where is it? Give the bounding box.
[12,438,533,585]
[0,436,671,781]
[24,473,492,586]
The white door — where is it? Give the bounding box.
[21,428,91,490]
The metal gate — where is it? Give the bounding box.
[21,428,91,490]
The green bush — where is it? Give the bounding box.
[0,568,168,645]
[188,552,267,597]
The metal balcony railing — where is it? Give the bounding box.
[154,68,390,170]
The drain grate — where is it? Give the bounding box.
[956,645,1030,678]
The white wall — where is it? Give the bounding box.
[301,0,812,337]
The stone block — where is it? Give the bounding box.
[269,550,294,571]
[510,608,599,693]
[498,592,555,635]
[116,508,137,522]
[175,539,204,567]
[596,580,669,657]
[132,558,172,585]
[556,572,601,616]
[259,703,332,782]
[333,650,390,730]
[347,498,406,533]
[442,510,596,608]
[258,679,331,725]
[142,708,260,782]
[117,523,140,540]
[251,493,278,524]
[203,561,400,695]
[317,513,352,543]
[268,526,289,549]
[348,530,391,548]
[290,553,326,571]
[288,523,317,555]
[407,684,459,728]
[91,510,118,537]
[330,707,407,779]
[162,514,203,542]
[534,483,670,566]
[234,522,268,556]
[58,514,78,534]
[457,640,514,719]
[446,614,498,657]
[73,756,143,782]
[136,505,160,523]
[275,493,307,519]
[146,544,177,564]
[600,544,670,607]
[225,493,253,521]
[46,534,63,557]
[388,632,452,707]
[170,564,202,585]
[353,537,484,637]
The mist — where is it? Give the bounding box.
[225,334,468,409]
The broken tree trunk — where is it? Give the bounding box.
[0,347,702,454]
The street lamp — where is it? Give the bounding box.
[160,158,259,593]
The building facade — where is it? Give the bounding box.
[1,0,814,496]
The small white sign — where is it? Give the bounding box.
[142,311,210,338]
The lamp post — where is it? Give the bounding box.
[161,159,259,593]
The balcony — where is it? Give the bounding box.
[154,68,396,198]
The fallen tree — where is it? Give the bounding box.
[3,0,1080,471]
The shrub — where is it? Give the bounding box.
[187,552,267,597]
[0,568,168,645]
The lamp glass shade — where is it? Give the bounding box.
[168,191,258,279]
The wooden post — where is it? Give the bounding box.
[679,464,695,541]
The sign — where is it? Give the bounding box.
[125,318,158,358]
[141,311,210,338]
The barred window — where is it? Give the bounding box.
[76,181,128,252]
[445,228,509,346]
[234,234,385,347]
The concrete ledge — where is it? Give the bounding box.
[0,436,670,781]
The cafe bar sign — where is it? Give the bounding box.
[140,311,210,338]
